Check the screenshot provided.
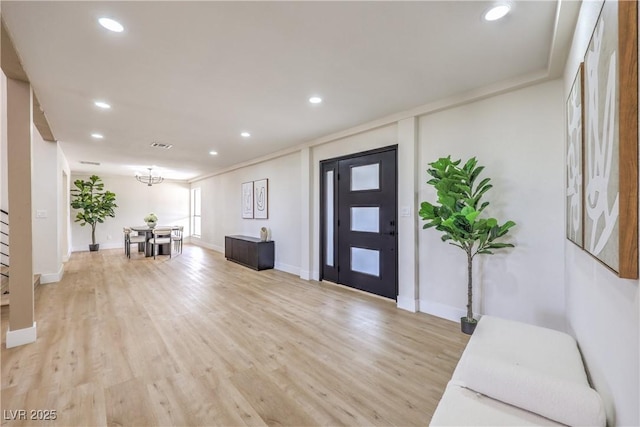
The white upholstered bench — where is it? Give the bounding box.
[430,315,606,426]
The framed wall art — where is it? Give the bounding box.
[242,181,254,219]
[582,0,637,278]
[254,178,269,219]
[566,63,584,248]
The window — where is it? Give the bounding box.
[192,188,201,237]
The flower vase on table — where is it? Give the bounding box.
[144,213,158,229]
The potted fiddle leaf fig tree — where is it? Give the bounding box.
[70,175,118,251]
[419,156,515,335]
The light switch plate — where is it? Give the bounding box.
[401,206,411,217]
[36,209,47,218]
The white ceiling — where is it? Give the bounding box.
[2,1,575,181]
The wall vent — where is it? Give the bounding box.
[79,161,101,166]
[150,142,173,149]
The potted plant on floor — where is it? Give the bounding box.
[70,175,118,251]
[419,156,515,334]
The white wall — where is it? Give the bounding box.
[70,174,190,252]
[192,152,302,274]
[58,146,70,262]
[32,125,63,282]
[418,80,566,330]
[1,71,7,210]
[563,2,639,425]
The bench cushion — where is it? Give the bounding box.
[430,383,563,426]
[451,315,605,426]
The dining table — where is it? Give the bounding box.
[130,225,179,257]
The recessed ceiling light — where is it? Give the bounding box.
[91,133,104,139]
[309,96,323,104]
[209,151,218,156]
[98,17,124,33]
[94,101,111,109]
[484,4,511,21]
[241,132,251,138]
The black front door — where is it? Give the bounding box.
[321,146,398,299]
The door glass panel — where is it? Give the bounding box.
[351,163,379,191]
[351,247,380,277]
[325,170,334,267]
[351,207,379,233]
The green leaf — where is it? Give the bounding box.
[420,156,515,261]
[469,165,485,185]
[464,210,480,223]
[486,243,514,249]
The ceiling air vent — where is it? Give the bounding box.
[150,142,173,150]
[80,161,101,166]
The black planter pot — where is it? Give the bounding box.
[460,317,478,335]
[89,244,100,252]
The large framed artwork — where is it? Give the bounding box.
[253,179,269,219]
[242,181,254,219]
[582,0,638,278]
[566,64,584,248]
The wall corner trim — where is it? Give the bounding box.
[39,263,64,284]
[299,270,312,281]
[397,296,419,312]
[6,321,37,348]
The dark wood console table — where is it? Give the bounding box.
[225,235,274,271]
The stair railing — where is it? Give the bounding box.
[1,209,9,286]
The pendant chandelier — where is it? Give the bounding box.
[136,167,164,186]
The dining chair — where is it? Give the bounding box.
[123,227,146,259]
[151,227,173,259]
[171,226,184,254]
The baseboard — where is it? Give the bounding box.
[39,263,64,284]
[190,239,223,253]
[72,241,121,252]
[6,322,37,348]
[419,299,466,322]
[299,269,312,281]
[302,270,320,281]
[396,295,419,312]
[275,262,299,276]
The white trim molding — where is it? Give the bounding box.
[39,263,64,284]
[299,270,312,281]
[419,300,466,322]
[397,295,419,312]
[71,241,121,252]
[275,262,299,276]
[190,239,223,253]
[6,321,36,348]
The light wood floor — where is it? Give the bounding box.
[1,245,468,426]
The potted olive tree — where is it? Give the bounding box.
[70,175,118,251]
[419,156,515,334]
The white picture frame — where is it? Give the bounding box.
[241,181,254,218]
